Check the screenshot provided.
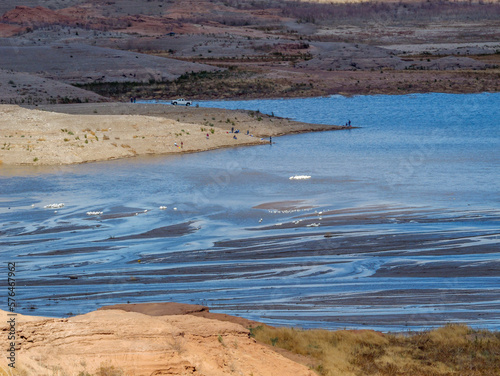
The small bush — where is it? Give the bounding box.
[96,364,123,376]
[218,335,226,347]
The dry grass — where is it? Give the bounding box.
[222,0,500,26]
[250,324,500,376]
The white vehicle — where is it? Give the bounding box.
[171,98,192,106]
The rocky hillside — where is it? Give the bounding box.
[0,303,316,376]
[0,0,499,102]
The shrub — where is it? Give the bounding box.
[96,364,123,376]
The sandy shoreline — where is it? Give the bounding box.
[0,103,344,166]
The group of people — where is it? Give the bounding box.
[231,127,243,139]
[230,127,266,141]
[176,126,274,149]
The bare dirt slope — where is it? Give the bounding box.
[0,0,86,16]
[0,0,499,101]
[0,308,316,376]
[0,69,107,105]
[0,44,220,84]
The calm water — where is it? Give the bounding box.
[1,93,499,331]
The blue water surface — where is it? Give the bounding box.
[197,93,500,208]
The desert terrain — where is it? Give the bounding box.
[0,0,498,104]
[1,2,499,376]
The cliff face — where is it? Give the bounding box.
[0,307,315,376]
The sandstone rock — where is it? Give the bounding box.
[0,308,315,376]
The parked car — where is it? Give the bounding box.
[171,98,192,106]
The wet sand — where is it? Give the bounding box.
[96,221,196,241]
[7,202,499,330]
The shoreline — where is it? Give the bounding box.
[0,103,345,166]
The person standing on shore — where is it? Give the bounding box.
[181,141,183,149]
[270,136,272,144]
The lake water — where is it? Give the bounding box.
[1,93,499,331]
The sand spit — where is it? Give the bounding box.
[0,103,342,166]
[0,304,315,376]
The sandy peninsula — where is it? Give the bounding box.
[0,103,343,166]
[0,303,315,376]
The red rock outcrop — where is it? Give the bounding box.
[1,6,77,26]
